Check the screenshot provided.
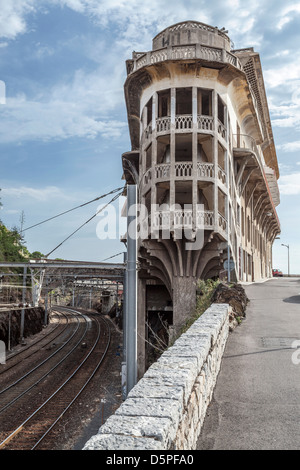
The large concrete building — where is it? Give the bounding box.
[121,21,280,374]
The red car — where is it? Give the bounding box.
[272,268,283,277]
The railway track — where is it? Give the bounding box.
[0,307,111,450]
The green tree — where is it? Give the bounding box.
[0,223,29,262]
[31,251,45,259]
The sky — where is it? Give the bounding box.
[0,0,300,274]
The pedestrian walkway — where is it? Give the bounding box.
[197,277,300,450]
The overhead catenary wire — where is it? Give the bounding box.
[45,190,123,258]
[22,186,124,232]
[101,252,124,262]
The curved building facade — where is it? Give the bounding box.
[121,21,280,375]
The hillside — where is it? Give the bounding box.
[0,222,43,263]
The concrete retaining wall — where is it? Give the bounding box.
[83,303,230,450]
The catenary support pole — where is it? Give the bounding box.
[122,251,127,400]
[20,266,27,343]
[126,184,137,396]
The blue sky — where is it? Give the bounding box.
[0,0,300,274]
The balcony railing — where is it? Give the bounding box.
[217,119,227,140]
[141,209,228,239]
[197,162,215,178]
[156,116,171,133]
[142,161,225,186]
[175,115,193,131]
[155,163,170,179]
[232,133,263,171]
[127,44,242,75]
[218,212,227,233]
[150,209,215,231]
[144,114,218,140]
[198,115,214,131]
[175,162,193,177]
[217,165,227,185]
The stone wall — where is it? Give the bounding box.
[83,303,230,450]
[0,307,46,348]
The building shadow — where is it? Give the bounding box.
[283,295,300,304]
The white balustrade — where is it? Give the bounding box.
[175,162,193,177]
[175,115,193,131]
[196,210,214,228]
[217,119,227,140]
[156,116,171,133]
[149,209,215,231]
[218,212,227,232]
[155,163,171,179]
[143,168,152,185]
[217,165,227,185]
[133,44,242,73]
[174,209,193,228]
[197,162,214,178]
[197,115,214,131]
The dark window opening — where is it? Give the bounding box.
[146,97,152,126]
[218,95,225,124]
[176,88,192,115]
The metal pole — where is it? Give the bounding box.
[8,312,11,351]
[20,266,27,343]
[122,251,127,400]
[126,184,137,395]
[44,276,48,326]
[281,244,290,277]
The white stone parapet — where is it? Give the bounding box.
[83,303,231,450]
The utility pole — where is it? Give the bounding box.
[122,251,127,400]
[281,243,290,277]
[125,184,137,396]
[44,276,49,326]
[20,266,27,343]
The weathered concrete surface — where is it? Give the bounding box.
[197,277,300,450]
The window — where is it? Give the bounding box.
[176,88,192,115]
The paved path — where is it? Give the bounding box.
[197,277,300,450]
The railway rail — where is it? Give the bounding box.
[0,307,111,450]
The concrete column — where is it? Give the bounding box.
[170,88,176,211]
[151,92,158,209]
[141,107,147,176]
[212,90,218,228]
[192,87,198,225]
[172,276,197,334]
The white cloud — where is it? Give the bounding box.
[0,0,36,39]
[2,185,71,201]
[278,141,300,152]
[276,3,300,29]
[264,61,300,89]
[278,172,300,195]
[0,60,127,143]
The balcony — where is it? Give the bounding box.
[142,161,225,194]
[150,209,215,231]
[232,134,263,170]
[140,209,230,241]
[142,162,216,186]
[127,43,242,75]
[155,114,214,136]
